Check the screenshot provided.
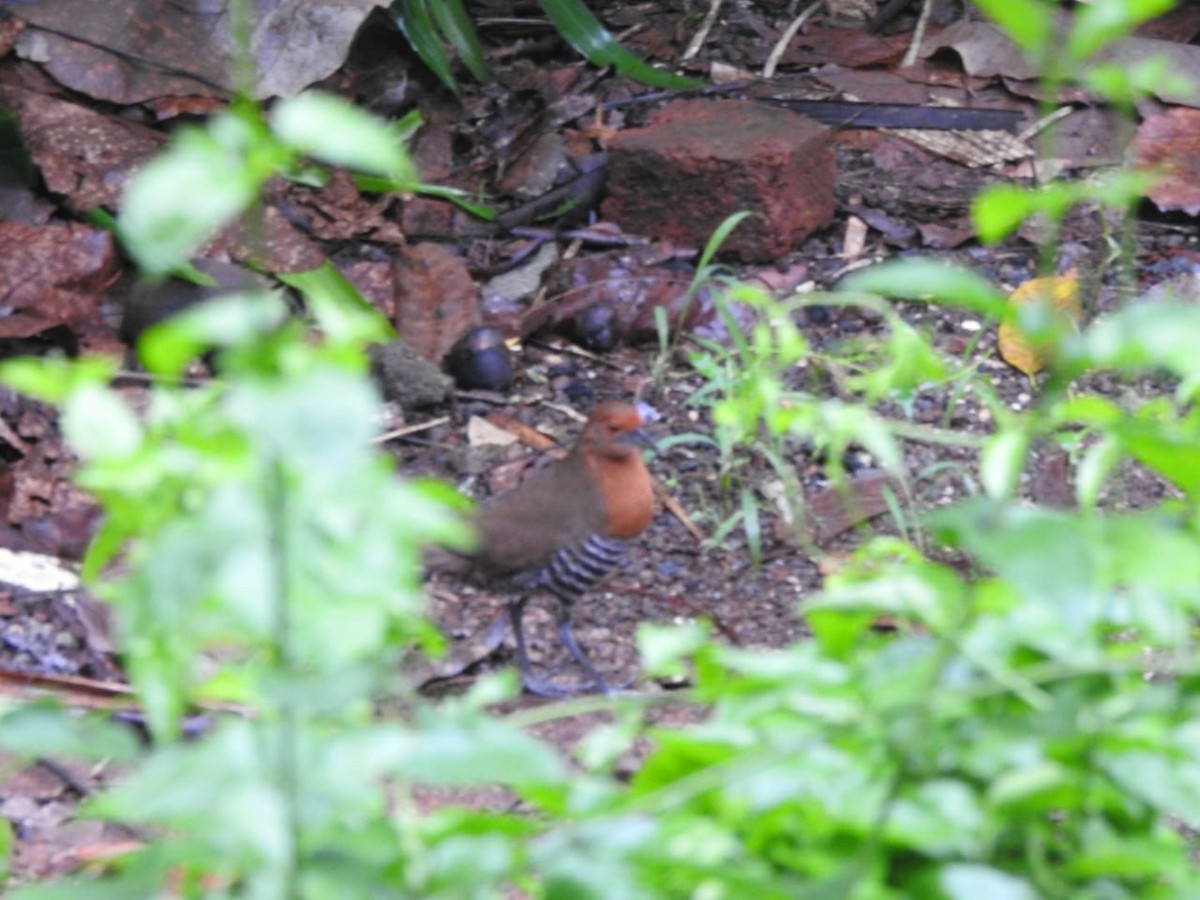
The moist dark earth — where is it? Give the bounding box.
[2,3,1199,886]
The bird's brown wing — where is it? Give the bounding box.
[471,453,606,576]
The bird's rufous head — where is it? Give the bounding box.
[578,401,658,457]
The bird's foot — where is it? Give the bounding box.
[519,671,589,698]
[518,667,625,698]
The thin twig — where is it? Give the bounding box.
[111,370,211,388]
[763,0,822,79]
[1016,105,1074,144]
[372,416,451,445]
[682,0,725,61]
[523,337,634,372]
[538,399,588,422]
[900,0,934,68]
[454,389,515,406]
[508,225,654,249]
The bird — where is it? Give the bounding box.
[430,400,658,696]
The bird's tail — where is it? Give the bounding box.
[420,543,474,581]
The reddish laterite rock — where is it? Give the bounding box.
[602,98,836,262]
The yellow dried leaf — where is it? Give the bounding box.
[997,273,1081,376]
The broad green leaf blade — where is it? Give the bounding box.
[396,716,567,786]
[276,260,379,313]
[1067,0,1176,63]
[539,0,703,89]
[62,383,143,461]
[698,211,753,271]
[119,122,260,275]
[271,92,417,182]
[840,259,1007,317]
[940,863,1037,900]
[970,0,1054,54]
[0,705,141,761]
[972,184,1038,244]
[393,0,461,94]
[430,0,491,83]
[0,355,117,404]
[980,429,1030,499]
[352,175,499,219]
[278,261,395,345]
[139,291,289,378]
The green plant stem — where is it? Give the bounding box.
[266,458,302,896]
[886,419,986,448]
[229,0,256,99]
[503,689,684,729]
[849,631,960,893]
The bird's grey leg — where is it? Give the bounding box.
[508,596,574,697]
[555,601,614,695]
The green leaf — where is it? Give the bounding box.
[848,319,947,402]
[1097,749,1200,823]
[277,261,394,346]
[1077,301,1200,389]
[1097,400,1200,496]
[806,606,875,659]
[353,174,499,219]
[397,716,566,786]
[698,211,753,272]
[139,290,290,378]
[740,486,762,565]
[940,864,1037,900]
[987,761,1075,813]
[817,559,964,635]
[980,429,1029,499]
[0,355,117,404]
[887,780,985,856]
[1067,0,1176,63]
[538,0,703,89]
[972,183,1038,244]
[638,620,708,678]
[62,383,143,461]
[0,814,9,886]
[394,0,461,94]
[931,500,1106,657]
[430,0,491,83]
[271,92,417,182]
[970,0,1054,54]
[840,259,1007,317]
[119,118,261,275]
[0,705,141,761]
[1074,434,1121,509]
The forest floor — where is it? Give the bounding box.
[0,0,1198,884]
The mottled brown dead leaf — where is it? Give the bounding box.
[528,250,752,348]
[13,0,384,102]
[392,243,480,362]
[0,85,161,212]
[1133,107,1200,216]
[0,221,119,351]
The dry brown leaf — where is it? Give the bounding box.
[921,20,1200,106]
[998,274,1082,376]
[392,243,480,362]
[14,0,383,102]
[1133,107,1200,216]
[0,85,162,212]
